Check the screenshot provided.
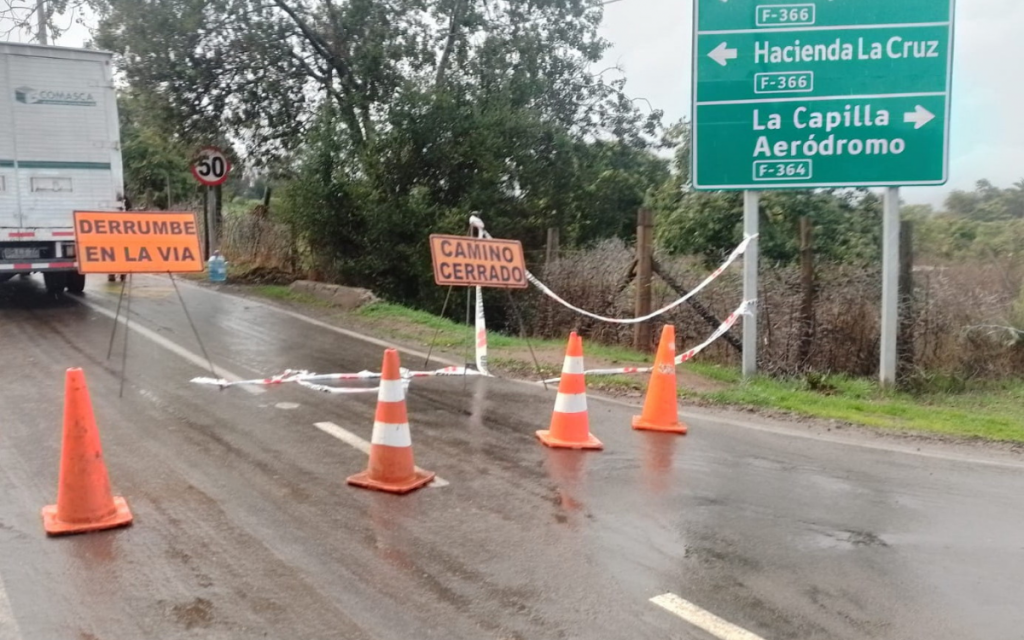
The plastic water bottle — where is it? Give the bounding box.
[208,251,227,283]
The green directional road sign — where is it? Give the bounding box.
[692,0,955,190]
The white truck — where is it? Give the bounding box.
[0,42,125,294]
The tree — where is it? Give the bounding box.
[93,0,667,306]
[91,0,659,165]
[117,92,194,208]
[943,179,1024,221]
[1,0,89,43]
[902,204,935,220]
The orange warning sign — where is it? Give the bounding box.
[429,234,527,288]
[73,211,204,274]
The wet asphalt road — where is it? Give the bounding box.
[1,274,1023,640]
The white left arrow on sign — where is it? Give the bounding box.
[708,42,738,66]
[903,105,935,130]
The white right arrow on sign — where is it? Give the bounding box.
[708,42,738,66]
[903,105,936,129]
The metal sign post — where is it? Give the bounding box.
[191,146,232,259]
[742,191,760,378]
[879,187,901,386]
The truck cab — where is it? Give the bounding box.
[0,42,126,294]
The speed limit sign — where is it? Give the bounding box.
[191,146,232,186]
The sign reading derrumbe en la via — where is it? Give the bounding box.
[692,0,955,190]
[74,211,204,274]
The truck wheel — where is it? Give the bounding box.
[43,272,68,295]
[66,272,87,294]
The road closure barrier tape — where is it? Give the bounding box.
[475,286,490,375]
[191,220,749,394]
[191,365,485,391]
[540,300,752,384]
[474,219,754,325]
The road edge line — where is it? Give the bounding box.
[650,593,766,640]
[166,277,461,367]
[77,297,265,395]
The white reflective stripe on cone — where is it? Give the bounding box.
[553,392,587,414]
[377,378,406,403]
[370,422,413,447]
[562,356,585,374]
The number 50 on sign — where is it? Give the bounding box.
[191,146,232,187]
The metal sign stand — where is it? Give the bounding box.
[742,191,760,379]
[879,187,901,387]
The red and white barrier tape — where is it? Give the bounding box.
[540,300,752,384]
[475,285,490,375]
[191,218,748,393]
[191,365,485,390]
[475,218,753,325]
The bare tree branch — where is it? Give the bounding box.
[435,0,466,88]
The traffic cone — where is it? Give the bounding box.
[536,332,603,450]
[347,349,435,494]
[42,368,133,536]
[632,325,687,434]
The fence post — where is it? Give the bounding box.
[898,220,915,381]
[545,227,560,265]
[797,216,815,366]
[633,208,654,351]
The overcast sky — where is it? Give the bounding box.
[599,0,1024,206]
[5,0,1021,207]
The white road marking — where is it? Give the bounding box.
[78,298,265,395]
[651,593,766,640]
[275,402,300,410]
[0,575,24,640]
[314,422,449,487]
[167,275,460,367]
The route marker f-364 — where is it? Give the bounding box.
[692,0,955,190]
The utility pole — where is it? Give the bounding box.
[36,0,48,45]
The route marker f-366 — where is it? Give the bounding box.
[692,0,956,190]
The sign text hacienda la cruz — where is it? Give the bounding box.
[692,0,955,190]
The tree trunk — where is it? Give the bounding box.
[797,216,815,366]
[633,208,654,351]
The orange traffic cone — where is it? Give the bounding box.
[347,349,436,494]
[632,325,687,434]
[537,332,603,450]
[42,368,134,536]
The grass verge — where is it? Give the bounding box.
[699,375,1024,443]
